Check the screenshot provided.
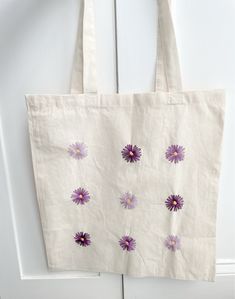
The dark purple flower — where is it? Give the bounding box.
[68,142,88,160]
[119,236,136,251]
[165,194,184,212]
[71,188,90,205]
[121,144,142,163]
[74,232,91,247]
[120,192,138,209]
[165,145,185,164]
[164,235,181,252]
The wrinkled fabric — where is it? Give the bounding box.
[26,0,226,281]
[26,91,225,281]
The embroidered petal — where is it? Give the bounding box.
[165,195,184,211]
[71,188,90,205]
[164,235,181,252]
[120,192,138,209]
[119,236,136,251]
[165,145,185,164]
[68,142,88,160]
[121,144,142,163]
[74,232,91,247]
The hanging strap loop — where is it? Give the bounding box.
[70,0,97,94]
[70,0,182,94]
[156,0,182,92]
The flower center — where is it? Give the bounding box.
[127,198,132,204]
[79,194,83,199]
[76,149,80,154]
[170,240,175,245]
[129,151,134,156]
[173,151,178,156]
[173,200,177,205]
[125,241,129,245]
[80,237,84,241]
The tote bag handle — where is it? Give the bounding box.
[70,0,182,94]
[70,0,97,94]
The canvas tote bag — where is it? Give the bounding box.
[26,0,226,281]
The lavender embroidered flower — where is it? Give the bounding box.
[165,145,185,164]
[74,232,91,247]
[121,144,142,163]
[165,194,184,212]
[68,142,88,160]
[71,188,90,205]
[119,236,136,251]
[164,235,181,252]
[120,192,138,209]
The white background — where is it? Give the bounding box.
[0,0,234,298]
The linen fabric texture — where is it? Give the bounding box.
[26,0,226,281]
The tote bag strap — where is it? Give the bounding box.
[156,0,182,91]
[70,0,182,94]
[70,0,97,94]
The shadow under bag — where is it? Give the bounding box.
[26,0,226,281]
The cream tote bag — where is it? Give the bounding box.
[26,0,226,281]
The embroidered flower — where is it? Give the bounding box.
[165,194,184,212]
[119,236,136,251]
[71,188,90,205]
[120,192,138,209]
[68,142,88,160]
[165,145,185,164]
[121,144,142,163]
[74,232,91,247]
[164,235,181,252]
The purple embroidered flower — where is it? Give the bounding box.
[164,235,181,252]
[165,145,185,164]
[71,188,90,205]
[74,232,91,247]
[120,192,138,209]
[121,144,142,163]
[165,195,184,212]
[68,142,88,160]
[119,236,136,251]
